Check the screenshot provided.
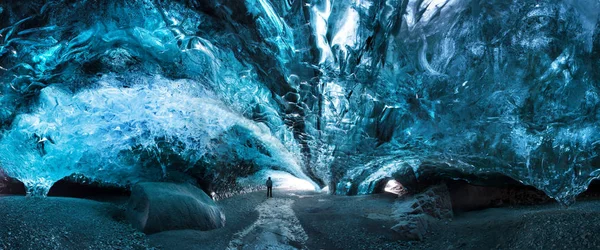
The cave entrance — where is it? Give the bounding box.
[382,179,405,195]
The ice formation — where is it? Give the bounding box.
[1,0,599,204]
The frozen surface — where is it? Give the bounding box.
[1,0,600,203]
[0,76,308,195]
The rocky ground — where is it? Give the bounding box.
[0,195,149,250]
[2,189,600,249]
[407,200,600,250]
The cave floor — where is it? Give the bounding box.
[1,191,600,249]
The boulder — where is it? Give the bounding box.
[126,182,225,234]
[0,170,25,195]
[391,214,433,241]
[414,184,453,219]
[391,184,453,240]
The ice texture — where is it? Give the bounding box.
[0,76,310,195]
[1,0,599,203]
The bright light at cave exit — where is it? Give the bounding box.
[272,172,317,191]
[384,180,404,195]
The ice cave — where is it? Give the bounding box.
[1,0,600,249]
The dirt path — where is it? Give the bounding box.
[227,197,308,249]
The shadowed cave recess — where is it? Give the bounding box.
[1,0,600,205]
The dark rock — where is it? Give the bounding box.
[391,184,453,240]
[0,170,25,195]
[126,182,225,234]
[48,174,129,198]
[395,184,453,219]
[414,185,453,219]
[391,214,433,241]
[577,179,600,200]
[447,180,551,212]
[416,162,526,188]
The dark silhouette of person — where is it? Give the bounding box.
[266,177,273,198]
[33,133,55,156]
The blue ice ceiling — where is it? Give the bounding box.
[1,0,600,204]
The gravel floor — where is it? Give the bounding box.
[403,200,600,250]
[0,195,149,250]
[291,192,600,250]
[2,190,600,250]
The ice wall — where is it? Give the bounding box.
[0,76,310,195]
[311,0,600,204]
[0,0,311,196]
[1,0,600,203]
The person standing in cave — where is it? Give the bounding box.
[266,177,273,198]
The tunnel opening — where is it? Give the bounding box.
[48,175,130,199]
[373,177,408,196]
[382,179,406,195]
[410,165,554,213]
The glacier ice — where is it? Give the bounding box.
[0,75,311,195]
[0,0,600,204]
